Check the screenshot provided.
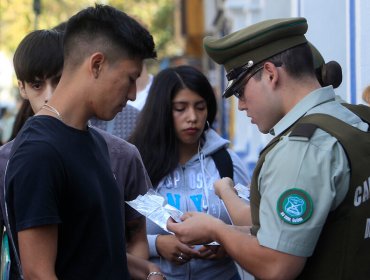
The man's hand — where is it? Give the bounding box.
[167,212,224,245]
[214,177,237,198]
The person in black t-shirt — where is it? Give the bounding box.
[4,4,158,280]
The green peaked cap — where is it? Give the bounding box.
[204,17,308,97]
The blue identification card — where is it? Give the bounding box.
[0,229,11,280]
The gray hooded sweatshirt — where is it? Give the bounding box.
[147,129,249,280]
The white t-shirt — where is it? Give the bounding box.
[128,74,153,111]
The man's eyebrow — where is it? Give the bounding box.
[52,73,62,79]
[28,77,44,83]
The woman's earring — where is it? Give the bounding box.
[205,121,210,130]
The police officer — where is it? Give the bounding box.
[168,17,370,279]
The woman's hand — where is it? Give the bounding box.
[197,244,227,260]
[155,234,200,265]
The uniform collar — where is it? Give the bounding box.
[269,86,336,136]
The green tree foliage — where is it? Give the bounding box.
[0,0,176,59]
[110,0,177,58]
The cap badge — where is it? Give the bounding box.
[226,60,254,81]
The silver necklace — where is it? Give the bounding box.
[42,104,62,120]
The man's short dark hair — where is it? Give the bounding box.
[63,4,156,68]
[255,43,316,80]
[13,29,64,82]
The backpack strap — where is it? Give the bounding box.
[289,104,370,139]
[211,148,234,180]
[342,103,370,124]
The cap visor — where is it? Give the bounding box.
[222,71,248,98]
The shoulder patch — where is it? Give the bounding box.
[277,188,313,225]
[289,123,318,142]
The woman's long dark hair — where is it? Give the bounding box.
[8,100,34,142]
[129,65,217,187]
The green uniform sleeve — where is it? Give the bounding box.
[257,129,350,257]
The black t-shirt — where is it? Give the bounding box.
[5,116,129,279]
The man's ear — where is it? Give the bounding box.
[90,52,105,79]
[18,81,28,99]
[264,62,279,86]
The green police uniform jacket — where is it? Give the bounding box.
[250,90,370,279]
